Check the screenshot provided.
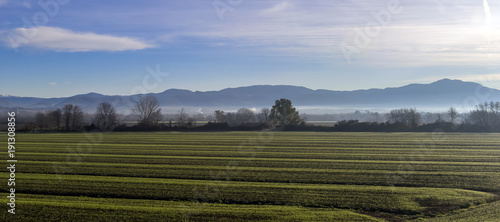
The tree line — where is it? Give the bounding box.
[32,104,84,131]
[123,97,304,131]
[333,103,500,132]
[213,99,304,127]
[23,96,304,132]
[15,96,500,132]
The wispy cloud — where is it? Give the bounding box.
[452,73,500,83]
[0,0,8,7]
[483,0,492,23]
[164,0,500,67]
[2,1,499,67]
[10,1,493,67]
[22,1,30,9]
[260,2,290,14]
[6,26,154,52]
[49,82,57,86]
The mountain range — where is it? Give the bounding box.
[2,79,500,113]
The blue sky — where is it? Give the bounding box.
[0,0,499,98]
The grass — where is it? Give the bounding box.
[1,132,499,221]
[7,172,496,214]
[420,200,500,222]
[5,193,384,222]
[16,161,500,192]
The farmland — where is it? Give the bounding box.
[1,132,500,221]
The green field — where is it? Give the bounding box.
[1,132,499,221]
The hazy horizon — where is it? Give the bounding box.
[2,78,499,99]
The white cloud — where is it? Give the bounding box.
[345,23,500,66]
[260,2,290,14]
[483,0,492,23]
[49,82,57,86]
[7,26,154,52]
[23,1,31,9]
[0,0,7,7]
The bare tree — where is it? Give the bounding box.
[94,102,118,130]
[72,105,84,131]
[388,108,421,128]
[151,109,163,125]
[62,104,73,131]
[469,101,500,129]
[225,112,236,126]
[448,107,458,124]
[236,108,255,124]
[408,108,421,128]
[131,95,162,126]
[489,101,500,128]
[470,102,489,128]
[48,108,62,130]
[34,112,47,129]
[256,108,270,123]
[177,108,188,127]
[370,112,384,123]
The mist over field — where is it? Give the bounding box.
[2,78,500,114]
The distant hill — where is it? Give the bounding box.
[2,79,500,113]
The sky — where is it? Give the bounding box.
[0,0,499,98]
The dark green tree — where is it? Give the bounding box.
[269,98,304,126]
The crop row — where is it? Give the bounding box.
[15,152,500,165]
[2,131,500,221]
[426,200,500,222]
[16,143,500,157]
[6,173,497,216]
[11,132,500,148]
[20,161,500,192]
[5,193,384,222]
